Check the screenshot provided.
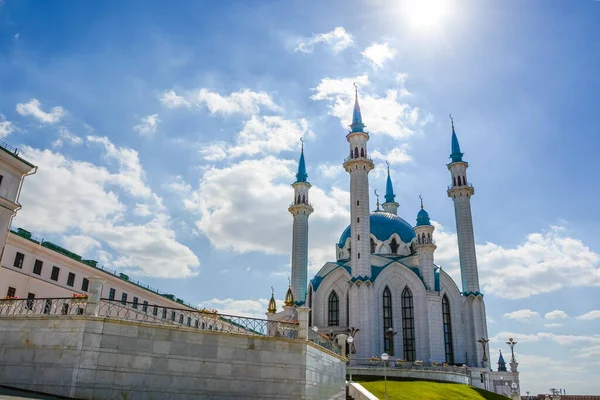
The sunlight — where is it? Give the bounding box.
[402,0,449,29]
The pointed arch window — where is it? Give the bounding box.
[401,287,416,361]
[370,238,376,253]
[328,291,339,326]
[302,194,306,203]
[383,287,393,352]
[442,295,454,364]
[354,147,359,158]
[457,176,462,186]
[390,238,399,254]
[453,176,456,187]
[360,148,365,157]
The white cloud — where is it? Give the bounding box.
[14,142,199,278]
[576,310,600,320]
[545,310,569,320]
[133,203,152,217]
[197,297,282,319]
[490,331,600,346]
[159,88,279,116]
[198,142,228,161]
[503,309,539,323]
[318,163,344,179]
[0,114,16,138]
[16,98,66,124]
[433,224,600,298]
[544,323,564,328]
[52,127,83,148]
[60,235,101,257]
[361,42,397,68]
[295,27,353,54]
[371,145,412,164]
[312,75,423,139]
[133,114,160,135]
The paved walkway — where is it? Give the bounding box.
[0,387,66,400]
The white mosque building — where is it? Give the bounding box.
[269,89,489,367]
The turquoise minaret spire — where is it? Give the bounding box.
[382,161,399,215]
[449,114,464,163]
[497,350,507,372]
[295,139,308,183]
[350,83,366,133]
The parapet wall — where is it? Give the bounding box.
[0,316,346,400]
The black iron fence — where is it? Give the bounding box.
[0,297,86,316]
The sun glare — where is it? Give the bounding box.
[403,0,449,29]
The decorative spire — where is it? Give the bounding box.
[374,189,381,211]
[267,286,277,313]
[384,161,396,203]
[295,138,308,183]
[449,114,464,163]
[420,194,424,209]
[416,195,431,226]
[497,350,507,372]
[284,278,294,306]
[350,82,366,133]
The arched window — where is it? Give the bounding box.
[302,194,306,203]
[370,238,376,253]
[453,176,456,187]
[383,287,393,353]
[457,176,462,186]
[390,238,399,254]
[422,233,426,243]
[297,195,301,204]
[360,148,365,157]
[357,235,360,241]
[328,291,339,326]
[402,287,416,361]
[463,176,466,186]
[427,233,431,243]
[354,147,359,158]
[442,295,454,364]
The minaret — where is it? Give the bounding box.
[382,162,399,215]
[446,116,480,295]
[413,196,436,291]
[343,84,374,278]
[288,140,313,304]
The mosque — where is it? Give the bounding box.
[268,88,489,367]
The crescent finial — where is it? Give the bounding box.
[271,286,274,295]
[419,194,423,209]
[353,82,358,99]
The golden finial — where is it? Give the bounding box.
[267,286,277,313]
[374,189,380,211]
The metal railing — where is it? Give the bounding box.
[447,183,473,191]
[348,358,470,375]
[343,155,373,164]
[308,328,341,355]
[97,299,298,338]
[0,139,19,155]
[0,298,87,316]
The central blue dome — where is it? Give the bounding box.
[338,212,416,247]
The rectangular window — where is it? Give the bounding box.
[50,266,60,281]
[187,316,192,327]
[109,288,116,300]
[194,319,199,328]
[179,314,184,324]
[26,293,35,310]
[66,272,75,287]
[121,293,128,305]
[33,260,43,275]
[153,305,158,316]
[171,311,176,321]
[201,322,206,329]
[81,278,89,292]
[13,252,24,269]
[142,301,148,312]
[132,297,138,309]
[6,287,16,297]
[162,308,167,319]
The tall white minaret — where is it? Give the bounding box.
[288,141,313,304]
[446,116,488,368]
[446,116,479,295]
[344,85,375,359]
[343,85,374,278]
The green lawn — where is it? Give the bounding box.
[357,378,509,400]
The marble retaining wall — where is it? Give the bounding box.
[0,316,346,400]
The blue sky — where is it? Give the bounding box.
[1,0,600,395]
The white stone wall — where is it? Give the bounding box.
[0,316,346,400]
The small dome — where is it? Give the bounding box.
[338,212,416,247]
[267,293,277,313]
[416,208,431,226]
[284,286,294,306]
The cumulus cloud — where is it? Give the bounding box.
[361,42,397,68]
[490,331,600,346]
[504,309,539,323]
[545,310,569,320]
[159,88,279,116]
[318,163,344,179]
[197,297,285,319]
[312,75,423,139]
[544,323,564,328]
[134,114,160,135]
[52,127,83,148]
[60,235,101,257]
[433,224,600,298]
[576,310,600,320]
[14,140,199,278]
[295,27,353,54]
[16,98,66,124]
[371,145,412,164]
[198,142,228,161]
[0,114,16,138]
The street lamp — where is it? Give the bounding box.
[506,337,518,363]
[347,336,354,383]
[477,337,490,367]
[381,353,389,400]
[386,327,397,356]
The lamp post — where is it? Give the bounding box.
[477,337,490,368]
[381,352,389,400]
[506,337,518,362]
[386,327,397,356]
[347,336,354,383]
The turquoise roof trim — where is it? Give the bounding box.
[338,212,416,247]
[310,265,351,292]
[295,148,308,183]
[384,168,395,203]
[462,290,484,298]
[416,208,431,226]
